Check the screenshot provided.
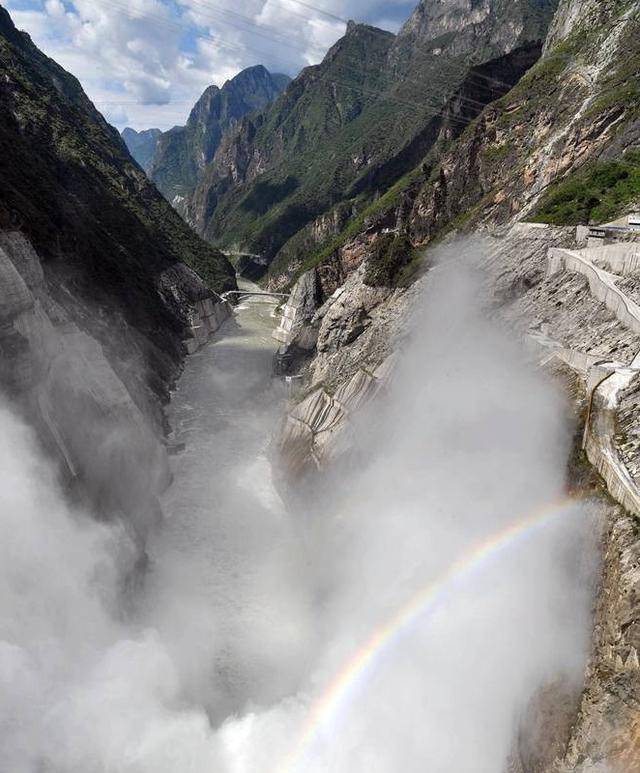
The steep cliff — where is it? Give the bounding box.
[276,0,640,306]
[121,126,161,172]
[0,6,234,544]
[406,0,640,241]
[271,3,640,769]
[149,66,290,207]
[186,0,557,277]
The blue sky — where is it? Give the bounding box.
[4,0,415,130]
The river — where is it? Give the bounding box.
[139,282,316,725]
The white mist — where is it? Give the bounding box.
[0,251,598,772]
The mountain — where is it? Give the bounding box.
[238,0,640,293]
[0,5,234,300]
[121,126,161,172]
[185,1,558,278]
[0,5,234,539]
[149,65,290,207]
[369,0,640,257]
[273,2,640,768]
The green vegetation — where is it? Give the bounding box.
[363,233,416,287]
[198,2,555,276]
[533,152,640,225]
[585,82,640,120]
[240,176,299,214]
[289,166,423,281]
[481,142,513,163]
[150,67,290,203]
[0,4,235,305]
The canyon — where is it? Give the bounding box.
[1,0,640,770]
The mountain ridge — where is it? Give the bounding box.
[185,0,558,278]
[121,127,161,172]
[148,64,291,206]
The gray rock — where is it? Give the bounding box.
[0,232,195,547]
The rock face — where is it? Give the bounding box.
[149,66,290,207]
[276,356,395,488]
[0,7,233,545]
[276,220,640,769]
[0,5,235,369]
[399,0,640,245]
[557,509,640,773]
[186,2,555,277]
[121,127,161,172]
[0,232,177,547]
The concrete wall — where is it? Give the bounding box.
[184,295,231,354]
[581,243,640,275]
[547,245,640,520]
[584,370,640,520]
[548,248,640,336]
[540,345,603,375]
[273,301,298,345]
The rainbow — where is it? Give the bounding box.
[278,495,581,773]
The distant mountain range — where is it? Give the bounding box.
[179,1,558,281]
[121,127,161,173]
[122,66,290,208]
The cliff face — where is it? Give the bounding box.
[0,6,234,545]
[269,3,640,769]
[149,66,290,207]
[409,1,640,239]
[121,127,161,172]
[185,0,557,277]
[388,0,556,76]
[185,23,395,254]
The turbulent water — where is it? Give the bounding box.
[140,284,316,721]
[0,258,599,773]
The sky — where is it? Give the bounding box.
[4,0,415,131]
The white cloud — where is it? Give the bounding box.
[4,0,414,130]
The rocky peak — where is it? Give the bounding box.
[390,0,558,75]
[544,0,628,49]
[149,65,290,204]
[323,21,393,65]
[0,5,24,45]
[187,65,289,130]
[187,84,221,126]
[121,127,161,172]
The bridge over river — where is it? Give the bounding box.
[221,289,289,302]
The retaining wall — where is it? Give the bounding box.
[548,248,640,335]
[582,243,640,275]
[185,295,231,354]
[547,247,640,519]
[273,302,298,344]
[584,370,640,519]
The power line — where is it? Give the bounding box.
[90,0,532,122]
[65,0,565,114]
[56,0,640,135]
[186,0,340,38]
[271,0,347,25]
